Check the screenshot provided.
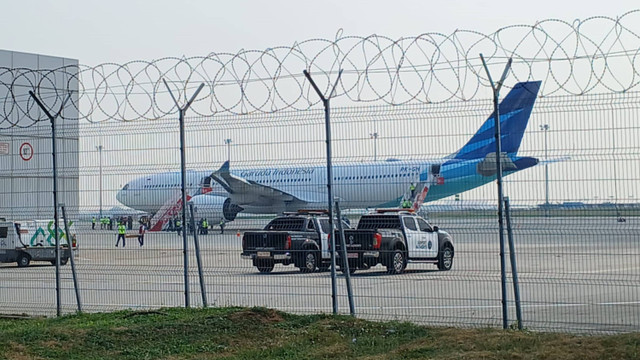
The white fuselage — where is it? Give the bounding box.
[117,160,433,215]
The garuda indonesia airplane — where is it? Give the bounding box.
[116,81,541,231]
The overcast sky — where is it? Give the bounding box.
[2,1,638,65]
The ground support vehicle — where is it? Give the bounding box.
[0,220,75,267]
[241,211,363,273]
[339,210,454,274]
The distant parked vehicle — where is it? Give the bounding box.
[0,220,77,267]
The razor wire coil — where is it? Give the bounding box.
[1,11,639,127]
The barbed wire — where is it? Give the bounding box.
[1,10,639,128]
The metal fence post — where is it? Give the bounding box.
[479,55,512,329]
[162,80,205,308]
[28,90,72,317]
[504,197,523,329]
[335,200,355,316]
[303,69,343,315]
[189,202,208,307]
[60,203,82,313]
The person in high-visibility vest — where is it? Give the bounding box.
[402,199,412,209]
[175,219,182,236]
[409,183,417,197]
[202,218,208,235]
[219,219,225,234]
[92,217,96,230]
[116,222,126,247]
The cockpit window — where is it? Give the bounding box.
[122,184,129,190]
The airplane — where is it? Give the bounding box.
[116,81,541,231]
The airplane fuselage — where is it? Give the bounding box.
[118,160,439,215]
[116,157,521,217]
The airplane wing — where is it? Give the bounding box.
[210,161,329,207]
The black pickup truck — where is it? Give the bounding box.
[338,210,454,274]
[241,212,360,273]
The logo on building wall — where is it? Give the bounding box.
[19,142,33,161]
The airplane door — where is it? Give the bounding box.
[416,218,438,258]
[402,217,422,258]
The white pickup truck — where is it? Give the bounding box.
[0,220,77,267]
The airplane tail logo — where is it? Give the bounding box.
[452,81,541,160]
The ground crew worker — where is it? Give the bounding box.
[175,219,182,236]
[402,199,412,209]
[219,219,225,234]
[410,183,417,197]
[202,218,208,235]
[92,216,96,230]
[138,222,146,247]
[116,222,126,247]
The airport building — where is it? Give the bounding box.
[0,50,79,220]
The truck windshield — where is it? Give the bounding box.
[264,217,306,231]
[356,216,402,230]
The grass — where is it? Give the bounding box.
[1,307,639,360]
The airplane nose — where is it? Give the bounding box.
[116,184,128,205]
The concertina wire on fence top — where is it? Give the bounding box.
[1,10,640,128]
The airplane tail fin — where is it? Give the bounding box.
[452,81,541,160]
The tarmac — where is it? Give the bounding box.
[1,216,638,333]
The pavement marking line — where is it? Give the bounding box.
[297,301,640,311]
[567,266,640,274]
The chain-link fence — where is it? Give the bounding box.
[1,89,638,334]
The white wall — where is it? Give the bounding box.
[0,49,79,220]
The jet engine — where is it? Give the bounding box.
[189,195,243,222]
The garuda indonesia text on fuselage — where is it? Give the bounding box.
[116,81,541,230]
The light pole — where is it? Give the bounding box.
[96,145,103,219]
[224,138,232,162]
[540,124,550,206]
[370,132,378,161]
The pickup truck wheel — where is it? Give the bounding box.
[300,251,318,273]
[17,253,31,267]
[387,249,406,274]
[256,260,275,273]
[438,243,454,271]
[340,266,356,275]
[318,265,330,272]
[51,258,69,266]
